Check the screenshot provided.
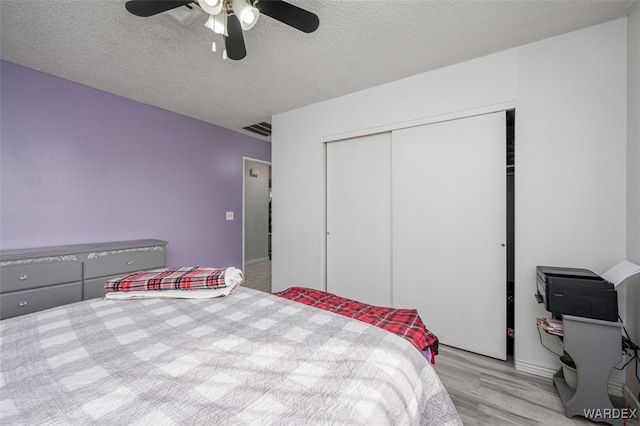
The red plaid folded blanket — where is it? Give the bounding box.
[273,287,438,358]
[105,266,231,292]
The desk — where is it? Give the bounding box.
[554,315,623,426]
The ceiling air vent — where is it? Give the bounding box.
[243,122,271,137]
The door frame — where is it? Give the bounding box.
[242,157,272,276]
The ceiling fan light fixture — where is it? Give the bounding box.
[231,0,259,30]
[213,11,227,35]
[204,12,226,35]
[197,0,222,15]
[124,0,320,61]
[204,14,215,30]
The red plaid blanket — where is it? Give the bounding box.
[273,287,438,359]
[104,266,229,292]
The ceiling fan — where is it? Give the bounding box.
[125,0,319,60]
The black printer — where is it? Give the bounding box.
[535,266,618,322]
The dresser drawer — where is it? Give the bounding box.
[83,275,123,300]
[0,261,82,294]
[0,282,82,319]
[84,247,165,279]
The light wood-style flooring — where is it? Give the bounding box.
[241,263,638,425]
[434,345,639,425]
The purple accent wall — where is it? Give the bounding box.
[0,60,271,268]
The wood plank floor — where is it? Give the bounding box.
[433,345,639,425]
[240,265,638,425]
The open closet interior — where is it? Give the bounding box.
[506,109,515,358]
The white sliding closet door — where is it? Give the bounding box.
[392,112,507,360]
[326,133,392,307]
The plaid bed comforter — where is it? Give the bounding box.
[104,266,242,292]
[0,287,461,425]
[274,287,439,357]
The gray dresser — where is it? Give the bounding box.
[0,239,167,320]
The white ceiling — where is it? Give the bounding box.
[0,0,635,141]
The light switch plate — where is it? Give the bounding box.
[226,211,234,220]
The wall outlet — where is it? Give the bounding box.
[226,211,234,221]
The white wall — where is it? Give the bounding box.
[626,0,640,397]
[272,18,628,378]
[515,19,627,374]
[629,1,640,269]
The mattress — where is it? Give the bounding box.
[0,287,461,425]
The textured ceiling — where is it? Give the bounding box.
[0,0,635,141]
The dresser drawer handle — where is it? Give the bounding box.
[19,274,28,281]
[19,300,28,307]
[127,260,133,266]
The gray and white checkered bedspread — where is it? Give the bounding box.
[0,287,461,425]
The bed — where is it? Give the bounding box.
[0,268,461,425]
[273,286,440,364]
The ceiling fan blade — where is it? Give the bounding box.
[225,14,247,60]
[257,0,319,33]
[125,1,194,17]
